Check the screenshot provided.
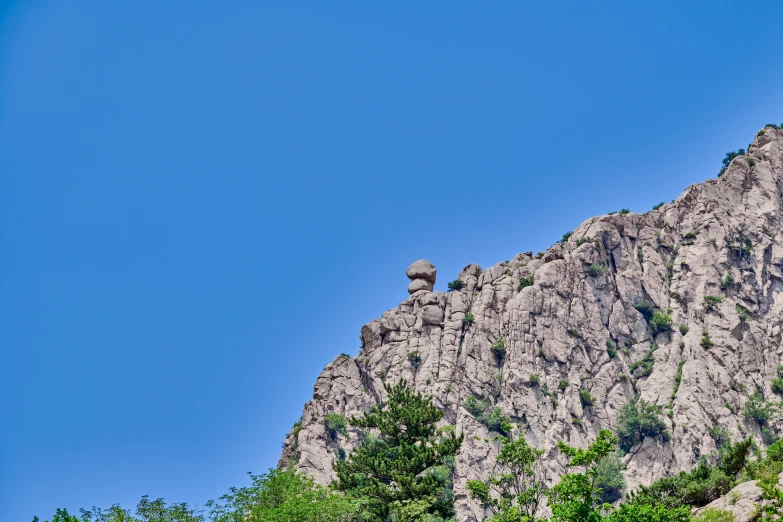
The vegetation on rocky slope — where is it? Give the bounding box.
[35,380,783,522]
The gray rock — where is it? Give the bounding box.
[279,127,783,520]
[408,278,433,294]
[406,259,436,284]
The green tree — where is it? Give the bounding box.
[206,468,363,522]
[333,379,463,521]
[466,426,547,521]
[616,398,670,453]
[594,454,625,504]
[547,430,617,522]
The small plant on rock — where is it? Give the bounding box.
[518,275,534,291]
[447,279,465,291]
[407,350,422,369]
[634,300,654,320]
[704,295,724,311]
[588,263,606,277]
[580,389,596,407]
[490,339,506,365]
[463,313,475,326]
[650,310,673,334]
[325,413,349,439]
[529,373,541,387]
[606,339,617,358]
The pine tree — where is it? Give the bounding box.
[333,379,463,521]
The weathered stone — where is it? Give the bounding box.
[406,259,436,284]
[280,128,783,521]
[407,278,433,294]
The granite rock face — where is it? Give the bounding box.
[279,128,783,521]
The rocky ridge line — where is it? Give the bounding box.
[279,127,783,521]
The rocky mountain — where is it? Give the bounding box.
[279,126,783,521]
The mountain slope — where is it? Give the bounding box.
[279,127,783,521]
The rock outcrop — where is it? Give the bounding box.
[407,259,437,294]
[279,127,783,521]
[694,473,783,521]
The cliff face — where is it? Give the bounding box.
[279,127,783,521]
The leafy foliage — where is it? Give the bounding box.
[634,300,654,320]
[580,389,596,407]
[626,438,752,511]
[629,345,657,378]
[743,391,777,426]
[588,263,606,277]
[718,149,745,177]
[463,394,511,434]
[325,413,349,439]
[616,398,669,453]
[463,312,475,325]
[490,339,507,365]
[518,275,535,291]
[206,468,361,522]
[649,311,673,334]
[466,427,547,522]
[594,454,625,504]
[447,279,465,291]
[334,379,463,521]
[704,295,724,311]
[547,430,618,522]
[606,340,617,358]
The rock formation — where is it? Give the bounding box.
[279,127,783,521]
[407,259,436,294]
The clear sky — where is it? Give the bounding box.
[2,1,783,520]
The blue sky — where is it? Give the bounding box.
[2,1,782,520]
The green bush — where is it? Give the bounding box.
[672,361,685,399]
[679,323,689,335]
[694,508,736,522]
[652,202,665,211]
[744,391,776,426]
[462,312,475,325]
[772,377,783,395]
[634,300,654,320]
[617,398,670,453]
[630,345,657,378]
[518,275,534,291]
[529,373,541,387]
[580,389,596,407]
[558,378,569,391]
[708,425,730,448]
[650,310,673,334]
[720,273,734,290]
[718,149,745,177]
[480,407,511,434]
[588,263,606,277]
[490,339,506,365]
[407,350,421,369]
[561,231,573,243]
[700,334,714,348]
[447,279,465,291]
[704,295,724,310]
[324,413,348,439]
[463,394,490,417]
[620,209,630,214]
[606,339,617,358]
[595,453,626,504]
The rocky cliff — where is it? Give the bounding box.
[279,127,783,521]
